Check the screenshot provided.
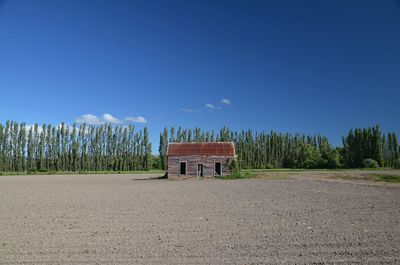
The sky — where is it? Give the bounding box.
[0,0,399,150]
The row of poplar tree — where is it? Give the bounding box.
[0,120,399,173]
[159,125,400,170]
[0,121,152,172]
[342,125,399,168]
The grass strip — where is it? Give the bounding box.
[373,174,400,183]
[0,170,166,176]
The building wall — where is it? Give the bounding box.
[168,155,234,177]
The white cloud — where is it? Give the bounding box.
[25,123,74,134]
[25,124,44,134]
[75,113,147,125]
[75,114,103,125]
[103,113,122,124]
[124,116,147,123]
[205,103,221,111]
[205,103,215,110]
[221,98,232,106]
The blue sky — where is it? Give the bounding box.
[0,0,399,150]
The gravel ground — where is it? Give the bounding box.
[0,174,399,264]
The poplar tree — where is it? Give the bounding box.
[0,124,4,171]
[158,127,168,170]
[143,127,151,170]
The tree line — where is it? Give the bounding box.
[159,125,400,170]
[158,126,340,170]
[341,125,399,168]
[0,120,399,173]
[0,121,151,173]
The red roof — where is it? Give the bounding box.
[167,142,235,156]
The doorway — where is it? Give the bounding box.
[180,162,187,175]
[215,162,222,176]
[197,164,204,177]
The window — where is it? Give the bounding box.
[180,162,186,175]
[215,162,222,176]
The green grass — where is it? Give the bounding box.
[0,169,165,176]
[222,168,400,183]
[242,167,397,173]
[220,170,292,180]
[241,168,307,173]
[373,174,400,183]
[220,171,256,180]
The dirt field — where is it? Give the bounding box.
[0,173,399,264]
[247,169,400,184]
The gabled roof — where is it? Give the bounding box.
[167,142,235,156]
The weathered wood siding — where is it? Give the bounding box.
[168,155,233,177]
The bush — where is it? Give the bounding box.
[265,163,274,169]
[301,144,321,169]
[362,159,379,168]
[229,158,240,174]
[394,159,400,169]
[325,149,342,169]
[27,168,37,174]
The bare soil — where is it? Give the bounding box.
[0,173,399,264]
[253,169,400,186]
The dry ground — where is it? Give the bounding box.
[0,172,399,264]
[249,169,400,184]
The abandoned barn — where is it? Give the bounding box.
[167,142,236,177]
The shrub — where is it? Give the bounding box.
[325,149,342,169]
[362,159,379,168]
[229,158,240,174]
[27,168,37,174]
[394,159,400,169]
[265,163,274,169]
[301,144,322,169]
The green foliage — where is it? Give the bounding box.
[0,121,398,173]
[161,125,399,170]
[322,150,341,169]
[341,125,397,168]
[394,159,400,169]
[384,133,399,168]
[158,127,168,170]
[163,126,341,170]
[229,158,240,174]
[0,120,153,173]
[143,127,152,170]
[151,155,161,170]
[362,159,379,168]
[300,144,321,169]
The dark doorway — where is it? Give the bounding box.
[180,162,186,175]
[197,164,203,177]
[215,162,222,176]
